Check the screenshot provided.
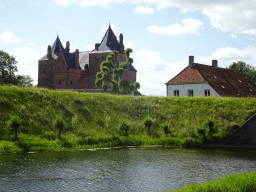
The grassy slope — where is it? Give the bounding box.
[1,85,256,153]
[167,171,256,192]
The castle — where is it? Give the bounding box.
[38,25,137,90]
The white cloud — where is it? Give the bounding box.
[133,49,187,96]
[62,0,256,35]
[84,45,95,51]
[55,0,77,6]
[70,45,79,52]
[196,46,256,68]
[102,24,115,33]
[147,18,203,35]
[0,31,22,43]
[230,34,238,39]
[134,5,154,15]
[123,40,136,50]
[10,46,45,64]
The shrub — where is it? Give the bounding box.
[143,116,153,134]
[8,115,22,141]
[119,119,130,136]
[54,116,65,139]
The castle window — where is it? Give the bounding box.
[174,90,179,96]
[70,81,73,84]
[188,90,193,97]
[204,89,210,96]
[58,80,61,84]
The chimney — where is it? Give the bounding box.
[119,33,123,53]
[232,64,236,71]
[65,41,70,53]
[47,45,51,59]
[75,49,79,68]
[212,60,218,67]
[189,56,194,67]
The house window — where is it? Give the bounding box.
[174,90,179,96]
[70,81,73,84]
[205,89,210,96]
[58,80,61,84]
[188,90,193,97]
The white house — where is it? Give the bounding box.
[165,56,256,97]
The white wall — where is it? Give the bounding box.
[166,83,220,97]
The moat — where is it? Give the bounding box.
[1,147,256,192]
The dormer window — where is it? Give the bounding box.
[238,80,241,82]
[214,76,217,78]
[222,85,225,88]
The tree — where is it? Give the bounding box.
[119,119,130,137]
[143,116,153,134]
[95,48,140,94]
[16,75,34,87]
[9,115,22,141]
[227,61,256,86]
[54,116,65,140]
[0,50,19,85]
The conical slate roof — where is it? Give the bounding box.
[93,24,120,52]
[51,35,65,56]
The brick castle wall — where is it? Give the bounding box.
[38,51,137,90]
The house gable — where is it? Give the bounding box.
[166,56,256,97]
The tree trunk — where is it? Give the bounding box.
[14,127,18,140]
[58,129,61,140]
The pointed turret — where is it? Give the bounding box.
[51,35,65,56]
[93,24,120,52]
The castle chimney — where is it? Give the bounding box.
[212,60,218,67]
[189,56,194,67]
[65,41,70,53]
[119,33,123,53]
[75,49,79,69]
[232,64,236,71]
[47,45,51,59]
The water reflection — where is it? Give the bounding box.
[1,147,256,192]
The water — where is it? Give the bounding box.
[1,147,256,192]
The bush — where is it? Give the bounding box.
[143,116,153,134]
[54,116,65,139]
[8,115,22,141]
[119,119,130,136]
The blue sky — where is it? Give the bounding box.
[1,0,256,96]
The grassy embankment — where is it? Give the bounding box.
[163,171,256,192]
[1,84,256,153]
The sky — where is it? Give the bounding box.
[1,0,256,96]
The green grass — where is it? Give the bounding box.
[163,171,256,192]
[1,84,256,153]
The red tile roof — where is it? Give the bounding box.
[166,63,256,97]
